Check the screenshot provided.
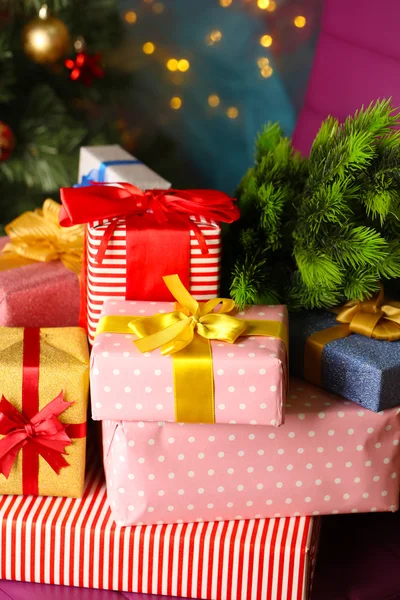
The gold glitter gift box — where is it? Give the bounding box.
[0,326,89,497]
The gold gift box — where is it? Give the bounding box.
[0,327,89,497]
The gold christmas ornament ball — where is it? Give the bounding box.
[22,10,70,64]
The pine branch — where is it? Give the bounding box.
[294,246,344,290]
[230,251,280,308]
[295,178,355,235]
[230,123,305,305]
[0,85,87,192]
[288,270,344,310]
[377,240,400,279]
[343,267,381,300]
[342,98,400,137]
[328,226,389,269]
[231,99,400,310]
[254,122,284,165]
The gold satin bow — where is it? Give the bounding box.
[1,199,84,275]
[335,286,400,341]
[304,286,400,386]
[96,275,288,424]
[129,274,248,355]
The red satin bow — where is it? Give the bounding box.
[0,391,72,479]
[59,183,240,260]
[60,183,239,227]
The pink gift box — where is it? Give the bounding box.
[92,311,400,525]
[91,298,288,427]
[0,238,80,328]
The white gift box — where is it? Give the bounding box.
[78,145,171,189]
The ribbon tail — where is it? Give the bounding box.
[95,219,119,265]
[0,432,27,478]
[35,444,70,475]
[304,324,351,386]
[191,221,209,255]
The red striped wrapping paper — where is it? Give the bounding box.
[0,463,319,600]
[87,216,221,343]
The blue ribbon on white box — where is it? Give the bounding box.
[74,159,143,187]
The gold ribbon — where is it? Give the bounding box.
[304,286,400,386]
[0,199,84,275]
[96,274,288,423]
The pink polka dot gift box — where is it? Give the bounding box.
[91,291,400,527]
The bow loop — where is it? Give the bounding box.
[128,274,247,356]
[0,392,73,479]
[335,285,400,341]
[60,184,239,228]
[2,200,84,275]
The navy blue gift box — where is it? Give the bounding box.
[289,310,400,412]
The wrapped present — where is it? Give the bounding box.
[92,282,399,525]
[290,288,400,411]
[0,199,83,328]
[0,455,320,600]
[0,326,89,497]
[77,144,171,189]
[60,183,240,343]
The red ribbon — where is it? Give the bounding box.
[0,328,86,495]
[60,183,240,302]
[59,183,240,231]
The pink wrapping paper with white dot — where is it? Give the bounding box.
[91,300,400,527]
[91,299,288,427]
[99,379,400,526]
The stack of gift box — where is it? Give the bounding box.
[0,144,398,600]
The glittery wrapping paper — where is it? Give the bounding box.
[290,310,400,412]
[100,378,400,526]
[0,236,80,328]
[0,327,90,497]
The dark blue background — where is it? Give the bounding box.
[115,0,321,193]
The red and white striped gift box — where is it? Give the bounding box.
[0,461,320,600]
[87,216,221,343]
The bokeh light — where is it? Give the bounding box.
[294,15,307,28]
[257,57,270,68]
[206,29,223,45]
[153,2,164,13]
[227,106,239,119]
[142,42,156,54]
[167,58,179,71]
[257,0,270,9]
[261,65,273,78]
[219,0,232,6]
[170,96,182,109]
[178,59,190,72]
[124,11,137,24]
[260,34,273,48]
[208,94,220,107]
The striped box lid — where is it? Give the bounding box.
[0,458,319,600]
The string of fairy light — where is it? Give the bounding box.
[123,0,308,119]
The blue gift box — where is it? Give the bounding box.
[289,310,400,412]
